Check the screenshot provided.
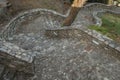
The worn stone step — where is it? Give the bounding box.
[0,65,35,80]
[0,40,35,75]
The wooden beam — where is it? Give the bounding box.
[62,0,87,26]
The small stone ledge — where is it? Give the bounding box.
[45,27,82,38]
[0,4,119,72]
[0,40,35,75]
[45,26,120,53]
[80,27,120,52]
[0,8,66,76]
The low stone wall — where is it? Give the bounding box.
[0,8,66,40]
[0,3,120,76]
[0,40,34,75]
[75,3,120,26]
[1,3,120,39]
[72,3,120,53]
[45,3,120,52]
[45,24,120,53]
[0,9,66,76]
[78,26,120,52]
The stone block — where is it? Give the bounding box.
[0,40,35,75]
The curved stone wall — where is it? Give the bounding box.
[0,9,66,40]
[0,3,120,61]
[0,3,120,78]
[0,3,120,48]
[74,3,120,26]
[1,3,120,39]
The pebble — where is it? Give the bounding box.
[104,77,109,80]
[92,40,99,45]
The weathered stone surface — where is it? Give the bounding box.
[0,3,120,80]
[0,40,34,75]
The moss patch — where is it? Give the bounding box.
[89,13,120,43]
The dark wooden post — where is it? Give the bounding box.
[62,0,87,26]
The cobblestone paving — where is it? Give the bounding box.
[6,15,120,80]
[10,33,120,80]
[8,33,120,80]
[0,3,120,80]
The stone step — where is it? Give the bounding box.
[0,40,35,75]
[0,64,35,80]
